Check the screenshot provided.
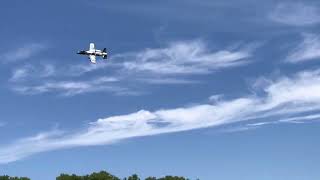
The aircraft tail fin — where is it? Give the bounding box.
[102,48,107,59]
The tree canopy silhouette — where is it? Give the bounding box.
[56,171,191,180]
[0,176,30,180]
[1,170,193,180]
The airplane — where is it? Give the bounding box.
[77,43,108,63]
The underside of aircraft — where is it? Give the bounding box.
[77,43,108,63]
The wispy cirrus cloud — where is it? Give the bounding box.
[9,66,31,82]
[12,76,131,96]
[269,2,320,26]
[70,40,254,76]
[9,40,255,96]
[279,113,320,123]
[136,77,200,85]
[118,40,253,75]
[0,43,47,63]
[1,68,320,163]
[9,64,56,82]
[286,34,320,63]
[233,113,320,132]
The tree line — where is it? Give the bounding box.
[0,176,30,180]
[0,171,195,180]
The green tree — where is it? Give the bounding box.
[88,171,120,180]
[127,174,140,180]
[56,171,120,180]
[0,176,10,180]
[56,173,82,180]
[144,177,156,180]
[0,176,30,180]
[158,176,188,180]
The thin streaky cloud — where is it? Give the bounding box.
[119,40,253,75]
[226,115,314,133]
[244,113,320,128]
[69,40,255,76]
[286,34,320,63]
[2,68,320,163]
[9,40,256,95]
[246,121,278,127]
[137,77,200,85]
[209,94,224,103]
[219,126,258,133]
[9,66,31,82]
[269,2,320,26]
[279,113,320,123]
[12,76,123,96]
[0,43,47,63]
[9,64,56,82]
[68,61,117,76]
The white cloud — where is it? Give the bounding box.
[1,43,46,63]
[137,77,200,84]
[220,125,258,133]
[286,34,320,63]
[241,113,320,130]
[269,2,320,26]
[10,64,56,82]
[1,68,320,163]
[69,40,253,76]
[9,66,31,82]
[68,40,254,76]
[41,64,56,77]
[279,113,320,123]
[209,94,224,103]
[68,61,117,76]
[12,76,124,96]
[9,40,255,95]
[119,40,253,75]
[246,121,277,127]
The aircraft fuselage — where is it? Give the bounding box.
[77,43,108,63]
[77,50,107,57]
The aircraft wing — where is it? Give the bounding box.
[89,43,95,51]
[89,55,96,64]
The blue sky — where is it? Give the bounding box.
[1,0,320,179]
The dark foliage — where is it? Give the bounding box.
[56,171,120,180]
[0,176,30,180]
[157,176,188,180]
[1,170,193,180]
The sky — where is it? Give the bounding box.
[0,0,320,179]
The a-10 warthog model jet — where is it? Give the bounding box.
[77,43,107,64]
